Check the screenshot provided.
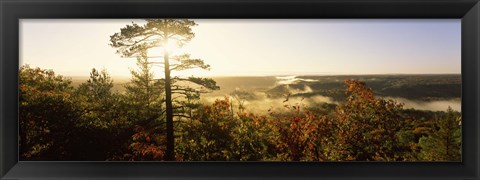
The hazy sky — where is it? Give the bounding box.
[20,19,461,77]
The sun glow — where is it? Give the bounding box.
[147,40,182,57]
[146,39,208,78]
[163,40,181,55]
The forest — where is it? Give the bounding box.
[19,19,461,161]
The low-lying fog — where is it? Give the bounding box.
[387,97,461,112]
[201,93,335,114]
[91,75,460,114]
[201,93,461,114]
[201,75,461,114]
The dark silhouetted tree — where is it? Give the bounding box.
[75,68,116,127]
[19,65,78,160]
[418,107,461,161]
[177,97,236,160]
[110,19,218,160]
[124,55,164,119]
[122,55,166,161]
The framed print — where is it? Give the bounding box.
[1,0,480,179]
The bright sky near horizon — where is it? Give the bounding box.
[20,19,461,78]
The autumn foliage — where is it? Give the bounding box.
[334,80,408,161]
[19,65,461,161]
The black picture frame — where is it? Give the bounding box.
[1,0,479,179]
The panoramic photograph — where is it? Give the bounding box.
[19,19,461,161]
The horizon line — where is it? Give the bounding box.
[64,73,462,79]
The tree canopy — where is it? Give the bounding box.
[110,19,218,160]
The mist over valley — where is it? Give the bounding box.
[71,74,461,113]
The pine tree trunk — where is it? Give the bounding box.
[164,49,175,161]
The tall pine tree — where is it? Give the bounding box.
[110,19,219,160]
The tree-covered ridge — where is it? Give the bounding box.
[267,75,461,102]
[19,65,461,161]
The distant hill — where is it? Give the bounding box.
[70,76,278,95]
[69,74,461,102]
[207,76,277,96]
[266,74,461,101]
[69,76,131,93]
